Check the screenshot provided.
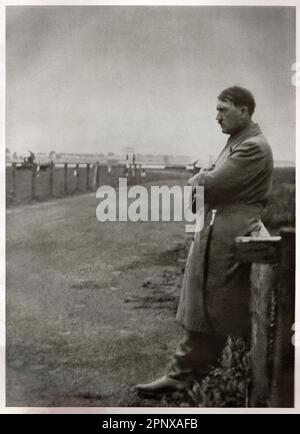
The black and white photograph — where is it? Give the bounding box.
[3,1,297,412]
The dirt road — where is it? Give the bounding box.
[6,178,192,407]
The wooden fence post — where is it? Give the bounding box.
[86,163,90,191]
[96,162,100,189]
[92,162,100,191]
[250,262,279,406]
[31,163,36,200]
[138,164,142,184]
[49,161,54,197]
[75,164,80,191]
[235,236,281,407]
[10,163,16,196]
[271,227,296,407]
[64,163,68,194]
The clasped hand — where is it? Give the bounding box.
[188,165,215,186]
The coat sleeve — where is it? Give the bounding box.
[196,140,266,203]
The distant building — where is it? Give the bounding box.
[121,153,191,168]
[107,154,125,167]
[164,155,191,168]
[36,153,51,164]
[49,150,56,161]
[28,150,192,169]
[121,147,135,164]
[55,153,107,165]
[274,160,295,168]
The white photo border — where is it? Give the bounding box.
[0,0,298,414]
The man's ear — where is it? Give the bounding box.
[240,105,249,117]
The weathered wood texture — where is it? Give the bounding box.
[235,236,281,263]
[234,230,295,408]
[250,262,279,407]
[270,228,295,407]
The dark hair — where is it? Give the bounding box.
[218,86,256,116]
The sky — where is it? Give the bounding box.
[6,5,295,161]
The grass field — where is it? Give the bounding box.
[263,167,295,230]
[6,178,190,407]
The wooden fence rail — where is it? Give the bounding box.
[235,227,295,408]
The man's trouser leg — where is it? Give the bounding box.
[136,330,226,395]
[167,330,226,382]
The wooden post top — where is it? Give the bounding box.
[235,236,281,264]
[235,228,295,264]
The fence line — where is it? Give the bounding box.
[6,162,143,205]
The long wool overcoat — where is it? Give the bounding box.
[176,123,273,336]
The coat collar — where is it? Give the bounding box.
[214,123,262,167]
[227,122,262,150]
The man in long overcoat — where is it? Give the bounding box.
[136,86,273,395]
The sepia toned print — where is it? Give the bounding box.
[5,5,295,409]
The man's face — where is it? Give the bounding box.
[216,99,244,135]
